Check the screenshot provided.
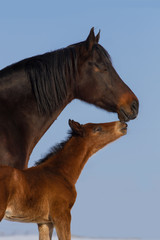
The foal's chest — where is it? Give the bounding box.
[4,203,50,224]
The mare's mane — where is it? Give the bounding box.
[25,47,77,114]
[0,41,111,116]
[0,46,77,115]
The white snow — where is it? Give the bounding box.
[0,235,142,240]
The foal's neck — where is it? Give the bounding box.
[46,136,91,185]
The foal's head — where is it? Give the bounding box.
[69,120,127,154]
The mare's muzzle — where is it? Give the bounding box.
[118,99,139,122]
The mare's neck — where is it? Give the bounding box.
[46,136,91,185]
[27,91,74,163]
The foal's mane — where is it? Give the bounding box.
[35,130,75,166]
[25,47,77,115]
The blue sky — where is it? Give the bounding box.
[0,0,160,238]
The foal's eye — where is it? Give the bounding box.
[93,126,102,133]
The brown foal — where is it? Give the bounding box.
[0,120,127,240]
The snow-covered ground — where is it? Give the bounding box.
[0,236,144,240]
[0,236,142,240]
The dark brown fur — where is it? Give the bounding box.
[0,28,138,169]
[0,120,127,240]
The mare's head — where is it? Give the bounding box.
[73,28,139,122]
[69,119,127,154]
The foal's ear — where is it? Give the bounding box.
[68,119,84,137]
[86,27,97,50]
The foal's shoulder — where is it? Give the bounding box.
[0,166,15,179]
[12,167,23,181]
[0,166,22,187]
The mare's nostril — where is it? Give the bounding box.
[119,100,139,121]
[131,100,139,115]
[119,108,129,122]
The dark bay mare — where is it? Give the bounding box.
[0,27,138,169]
[0,119,127,240]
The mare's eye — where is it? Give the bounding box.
[94,63,108,72]
[89,62,108,72]
[93,126,102,133]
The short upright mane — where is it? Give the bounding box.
[25,47,77,115]
[35,130,74,166]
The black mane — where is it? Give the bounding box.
[26,43,111,116]
[25,47,77,115]
[0,41,111,117]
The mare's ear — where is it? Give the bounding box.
[68,119,84,137]
[95,30,100,43]
[86,27,96,50]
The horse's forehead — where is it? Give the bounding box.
[83,123,99,130]
[84,122,115,130]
